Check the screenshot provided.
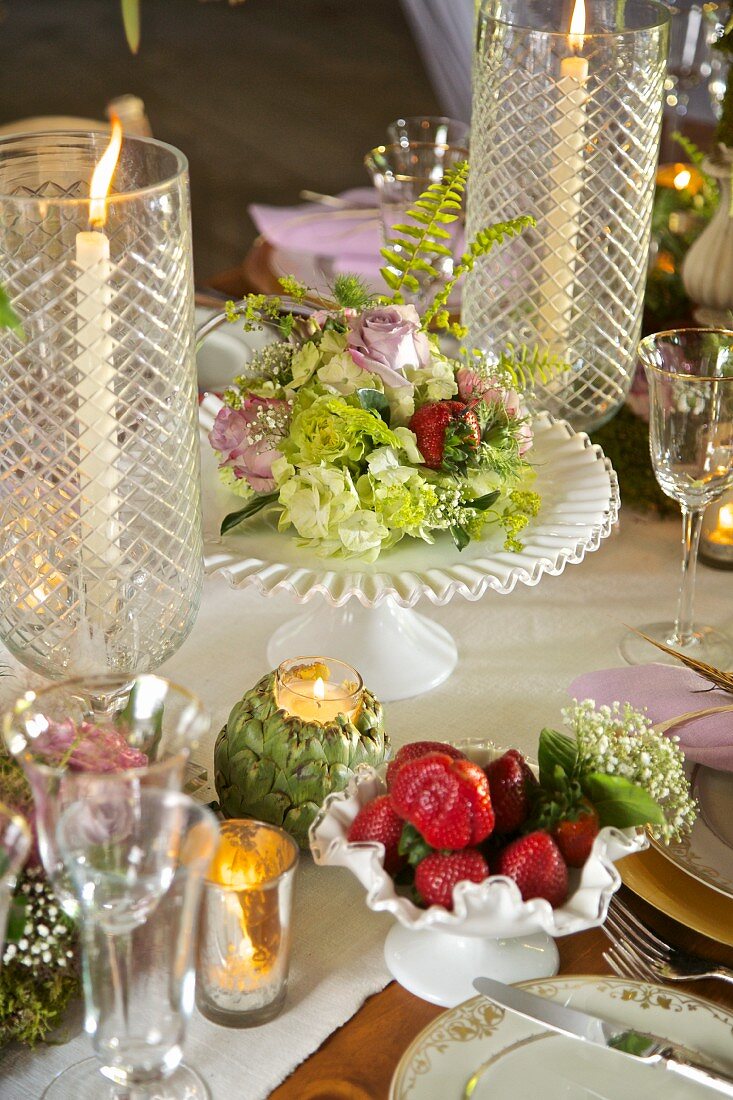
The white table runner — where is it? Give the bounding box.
[2,508,730,1099]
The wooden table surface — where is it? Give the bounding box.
[269,885,733,1100]
[201,260,733,1100]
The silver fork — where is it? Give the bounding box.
[602,894,733,987]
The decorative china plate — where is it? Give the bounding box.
[650,763,733,900]
[389,977,733,1100]
[620,845,733,947]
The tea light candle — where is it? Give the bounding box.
[196,820,299,1027]
[275,657,363,724]
[700,494,733,569]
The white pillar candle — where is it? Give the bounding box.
[74,122,123,619]
[537,0,589,351]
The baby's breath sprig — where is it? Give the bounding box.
[562,699,697,842]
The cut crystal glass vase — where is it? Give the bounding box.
[0,132,203,677]
[463,0,669,432]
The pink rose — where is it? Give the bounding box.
[456,369,533,456]
[347,305,430,389]
[209,398,289,493]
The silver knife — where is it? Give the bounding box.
[474,977,733,1097]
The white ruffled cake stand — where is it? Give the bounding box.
[199,396,619,700]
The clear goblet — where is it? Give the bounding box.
[386,115,470,149]
[2,673,210,917]
[42,788,217,1100]
[364,141,468,306]
[621,328,733,665]
[0,805,30,957]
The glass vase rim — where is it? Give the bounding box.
[478,0,669,38]
[0,129,188,208]
[206,818,300,888]
[639,327,733,381]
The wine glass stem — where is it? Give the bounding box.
[672,505,704,647]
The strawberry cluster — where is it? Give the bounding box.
[346,740,601,912]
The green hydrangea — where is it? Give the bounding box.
[283,393,400,469]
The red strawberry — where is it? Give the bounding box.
[414,849,489,909]
[495,830,568,908]
[390,752,495,849]
[552,803,600,868]
[408,400,481,471]
[485,749,538,834]
[386,740,465,788]
[347,795,405,875]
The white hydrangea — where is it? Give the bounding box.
[564,699,697,842]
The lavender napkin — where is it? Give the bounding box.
[249,188,384,289]
[569,664,733,771]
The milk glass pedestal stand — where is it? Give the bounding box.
[199,395,619,702]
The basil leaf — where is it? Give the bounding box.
[582,772,665,829]
[538,727,579,787]
[220,491,279,535]
[356,388,391,425]
[5,897,28,943]
[450,524,470,551]
[608,1030,653,1057]
[120,0,141,54]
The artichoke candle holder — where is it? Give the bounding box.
[214,658,389,848]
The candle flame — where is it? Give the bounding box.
[568,0,586,51]
[719,503,733,531]
[313,677,325,703]
[673,167,692,190]
[89,116,123,229]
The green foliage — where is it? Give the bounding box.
[581,772,665,829]
[330,273,374,312]
[380,161,470,301]
[713,6,733,147]
[277,275,308,302]
[221,490,279,535]
[423,214,535,333]
[120,0,141,54]
[0,285,24,339]
[494,343,569,393]
[0,960,79,1047]
[226,294,301,340]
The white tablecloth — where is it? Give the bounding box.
[2,507,730,1099]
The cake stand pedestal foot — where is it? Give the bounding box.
[383,924,560,1008]
[266,597,457,701]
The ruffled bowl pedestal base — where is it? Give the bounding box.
[266,597,458,701]
[384,924,559,1008]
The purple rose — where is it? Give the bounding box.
[347,305,430,389]
[33,719,148,772]
[209,397,290,493]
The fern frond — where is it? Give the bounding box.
[423,214,535,332]
[494,343,570,393]
[380,161,470,302]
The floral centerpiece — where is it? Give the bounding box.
[208,164,556,562]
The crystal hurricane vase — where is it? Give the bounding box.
[463,0,669,432]
[0,132,203,678]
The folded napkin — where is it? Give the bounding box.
[569,664,733,772]
[249,188,385,290]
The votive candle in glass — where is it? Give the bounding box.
[275,657,363,724]
[196,820,299,1027]
[700,492,733,570]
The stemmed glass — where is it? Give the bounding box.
[386,115,469,149]
[0,805,30,957]
[621,329,733,665]
[364,141,468,306]
[42,789,217,1099]
[2,674,210,916]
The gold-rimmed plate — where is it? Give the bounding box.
[650,764,733,900]
[620,844,733,947]
[389,976,733,1099]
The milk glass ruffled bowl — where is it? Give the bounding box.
[309,740,647,1008]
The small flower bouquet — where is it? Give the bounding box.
[208,164,556,562]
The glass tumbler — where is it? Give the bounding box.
[196,820,299,1027]
[387,115,470,148]
[464,0,669,432]
[0,131,203,679]
[44,789,218,1100]
[2,673,210,916]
